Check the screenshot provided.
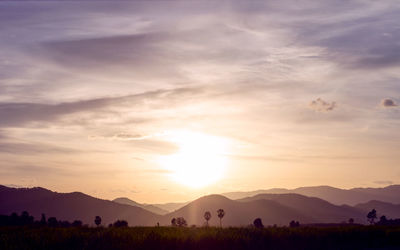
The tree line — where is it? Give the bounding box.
[0,212,128,228]
[2,208,400,228]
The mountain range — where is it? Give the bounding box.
[222,185,400,206]
[1,184,399,226]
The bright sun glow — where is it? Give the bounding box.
[158,130,229,188]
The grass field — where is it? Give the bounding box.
[1,226,400,250]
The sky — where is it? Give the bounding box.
[0,0,399,203]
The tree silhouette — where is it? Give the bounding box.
[176,217,187,227]
[289,220,300,228]
[204,211,211,227]
[379,215,387,225]
[94,216,102,227]
[171,218,177,226]
[59,220,71,227]
[72,220,82,227]
[253,218,264,228]
[217,209,225,227]
[377,216,400,226]
[367,209,377,225]
[113,220,128,227]
[20,211,34,225]
[348,218,354,224]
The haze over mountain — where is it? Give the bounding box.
[238,194,364,223]
[113,197,169,215]
[150,202,191,213]
[161,194,312,226]
[117,185,400,213]
[164,194,365,226]
[355,200,400,219]
[222,185,400,206]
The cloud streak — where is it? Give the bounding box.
[309,98,336,112]
[0,142,77,155]
[0,87,204,127]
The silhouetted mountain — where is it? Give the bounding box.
[113,197,169,215]
[3,185,396,227]
[160,194,364,226]
[0,185,160,226]
[238,193,364,223]
[355,200,400,219]
[223,185,400,205]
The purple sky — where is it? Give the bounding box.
[0,1,399,203]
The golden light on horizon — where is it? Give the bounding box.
[158,130,230,188]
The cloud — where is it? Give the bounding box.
[3,184,26,188]
[381,98,398,108]
[88,133,148,141]
[309,98,336,112]
[0,164,74,177]
[374,180,393,185]
[37,32,185,80]
[285,2,400,71]
[0,87,204,127]
[89,132,169,141]
[88,131,179,154]
[0,142,77,155]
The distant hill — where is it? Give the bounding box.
[150,202,189,213]
[355,200,400,219]
[160,195,311,226]
[238,193,364,223]
[223,185,400,206]
[0,185,161,226]
[113,197,169,215]
[160,194,366,226]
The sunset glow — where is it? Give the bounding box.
[159,131,229,188]
[2,2,400,249]
[0,1,399,204]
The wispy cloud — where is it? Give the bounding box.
[0,142,77,155]
[0,87,204,127]
[374,180,393,185]
[309,98,336,112]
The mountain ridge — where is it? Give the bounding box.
[0,185,161,226]
[2,184,400,227]
[222,185,400,205]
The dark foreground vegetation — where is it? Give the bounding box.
[1,225,400,250]
[1,209,400,249]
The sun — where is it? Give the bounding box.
[158,130,229,188]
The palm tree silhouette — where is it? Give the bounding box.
[217,209,225,227]
[367,209,377,224]
[204,211,211,227]
[94,216,102,227]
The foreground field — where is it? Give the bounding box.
[1,226,400,250]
